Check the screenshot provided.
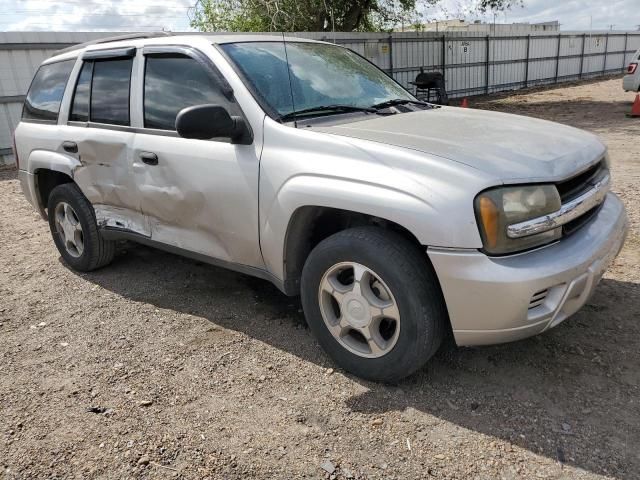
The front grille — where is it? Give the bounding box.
[562,204,602,236]
[556,160,605,203]
[554,160,608,237]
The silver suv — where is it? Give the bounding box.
[15,33,628,382]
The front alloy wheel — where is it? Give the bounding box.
[319,262,400,358]
[301,226,447,382]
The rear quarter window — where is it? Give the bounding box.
[22,59,75,122]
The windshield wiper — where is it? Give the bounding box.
[370,98,430,110]
[280,104,376,122]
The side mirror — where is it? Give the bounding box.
[175,104,251,143]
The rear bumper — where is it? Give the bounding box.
[428,192,628,346]
[18,170,44,217]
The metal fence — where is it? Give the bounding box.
[298,30,640,98]
[1,30,640,165]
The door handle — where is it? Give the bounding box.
[140,152,158,166]
[62,141,78,154]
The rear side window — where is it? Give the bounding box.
[23,59,75,122]
[70,61,92,122]
[143,54,235,131]
[90,58,133,125]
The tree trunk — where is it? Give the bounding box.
[340,0,373,31]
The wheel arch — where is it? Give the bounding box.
[34,168,74,215]
[27,149,81,214]
[280,206,426,296]
[260,175,441,296]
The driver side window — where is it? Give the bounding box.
[143,53,236,131]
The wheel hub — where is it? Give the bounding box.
[343,294,370,328]
[318,261,400,358]
[54,201,84,258]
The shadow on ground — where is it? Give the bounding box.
[76,242,639,479]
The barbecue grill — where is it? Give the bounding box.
[410,67,449,105]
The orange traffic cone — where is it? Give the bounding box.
[461,97,469,108]
[628,94,640,117]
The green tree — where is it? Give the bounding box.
[189,0,522,33]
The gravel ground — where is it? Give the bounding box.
[1,77,638,480]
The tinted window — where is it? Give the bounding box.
[91,59,132,125]
[23,59,75,122]
[70,61,92,122]
[144,54,232,131]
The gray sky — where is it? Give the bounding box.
[425,0,640,31]
[1,0,639,32]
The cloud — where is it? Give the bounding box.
[2,0,639,32]
[420,0,639,31]
[2,0,195,32]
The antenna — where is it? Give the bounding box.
[281,31,298,127]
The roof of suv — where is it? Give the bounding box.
[49,32,325,64]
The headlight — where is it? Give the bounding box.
[475,184,561,255]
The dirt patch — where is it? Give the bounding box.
[1,77,639,479]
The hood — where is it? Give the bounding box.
[313,107,606,182]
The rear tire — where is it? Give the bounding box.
[47,183,115,272]
[300,227,447,382]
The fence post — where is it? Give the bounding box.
[387,35,394,77]
[524,34,531,88]
[554,33,562,83]
[622,33,629,72]
[602,32,609,75]
[485,35,490,94]
[441,34,446,84]
[579,33,587,78]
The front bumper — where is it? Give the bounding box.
[428,192,628,346]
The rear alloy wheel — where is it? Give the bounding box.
[47,183,115,272]
[53,202,85,258]
[301,227,447,382]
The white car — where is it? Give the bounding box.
[14,33,628,382]
[623,48,640,92]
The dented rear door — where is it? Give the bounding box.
[67,49,150,236]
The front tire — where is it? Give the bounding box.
[47,183,115,272]
[300,227,447,382]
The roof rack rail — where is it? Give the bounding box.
[55,31,173,56]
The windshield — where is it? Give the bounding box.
[221,41,414,119]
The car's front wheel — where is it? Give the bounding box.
[300,227,447,382]
[47,183,115,272]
